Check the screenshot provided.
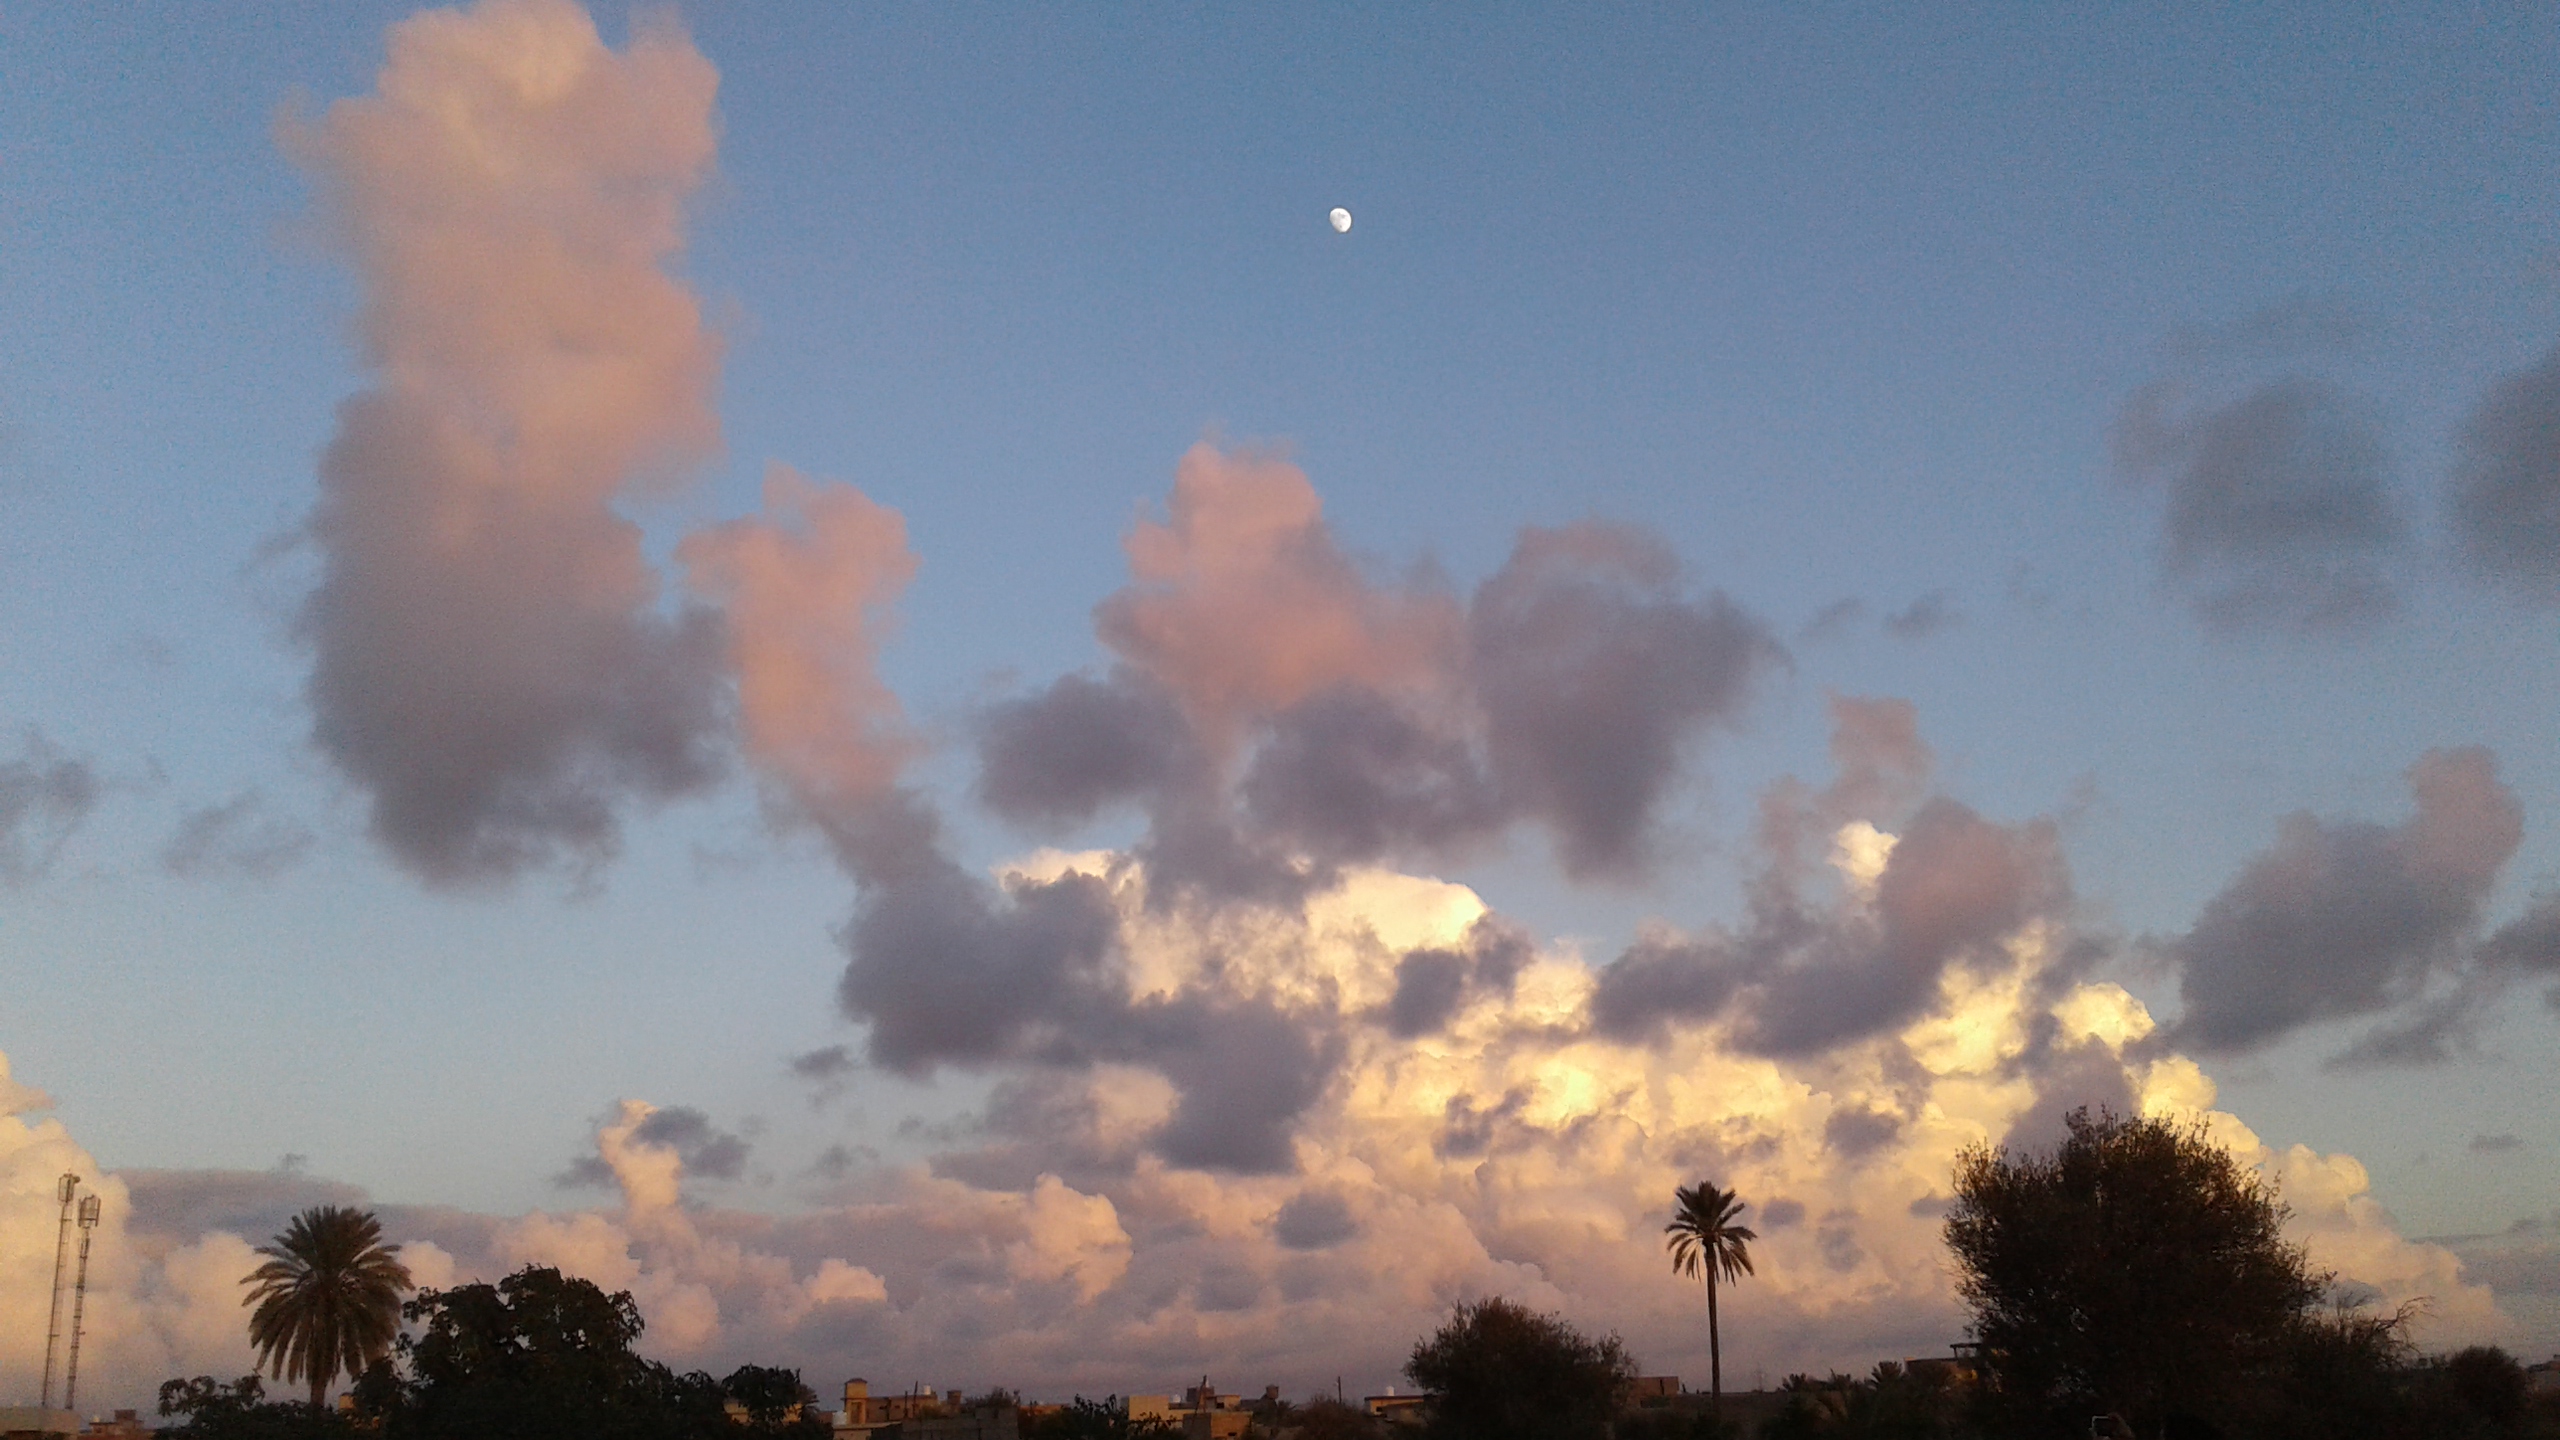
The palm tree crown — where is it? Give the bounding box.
[242,1205,414,1409]
[1665,1180,1757,1409]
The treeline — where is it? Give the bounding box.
[162,1267,827,1440]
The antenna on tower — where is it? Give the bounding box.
[40,1172,80,1409]
[64,1193,103,1414]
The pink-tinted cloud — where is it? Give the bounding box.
[289,0,727,884]
[681,464,921,822]
[1098,443,1462,744]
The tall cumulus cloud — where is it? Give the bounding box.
[289,0,728,884]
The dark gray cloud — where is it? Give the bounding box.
[2170,747,2521,1055]
[975,671,1189,828]
[2451,344,2560,602]
[121,1166,370,1242]
[789,1045,855,1081]
[1382,916,1531,1038]
[1799,598,1867,643]
[2000,1040,2142,1151]
[1740,800,2063,1056]
[1759,1197,1806,1229]
[0,730,99,883]
[1823,1105,1902,1159]
[1140,998,1341,1174]
[1241,687,1501,863]
[1588,932,1743,1044]
[2478,896,2560,975]
[305,400,729,889]
[1272,1190,1359,1250]
[2116,376,2406,632]
[1880,592,1960,641]
[161,790,315,881]
[2470,1133,2524,1155]
[558,1105,750,1187]
[1469,523,1778,879]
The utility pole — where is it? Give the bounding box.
[40,1172,80,1408]
[64,1193,102,1414]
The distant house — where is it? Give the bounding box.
[2528,1355,2560,1395]
[835,1378,947,1437]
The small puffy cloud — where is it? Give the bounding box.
[679,463,920,822]
[2471,1133,2524,1155]
[560,1101,751,1195]
[161,791,315,881]
[1880,592,1959,641]
[2451,344,2560,603]
[2115,366,2406,633]
[0,729,99,883]
[2169,748,2522,1056]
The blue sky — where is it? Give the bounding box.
[2,0,2557,1404]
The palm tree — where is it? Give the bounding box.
[241,1205,414,1409]
[1664,1180,1757,1414]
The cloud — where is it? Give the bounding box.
[1880,592,1959,640]
[1468,523,1776,878]
[2471,1134,2524,1155]
[2115,374,2406,632]
[975,447,1778,898]
[1095,443,1462,748]
[2168,747,2522,1056]
[561,1104,751,1190]
[161,791,315,881]
[2453,344,2560,603]
[287,0,728,884]
[678,463,920,821]
[0,729,99,883]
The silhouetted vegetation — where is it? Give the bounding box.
[158,1375,359,1440]
[242,1205,414,1410]
[1944,1108,2324,1435]
[1024,1394,1178,1439]
[1760,1363,1966,1439]
[1664,1180,1757,1413]
[1404,1295,1634,1440]
[1284,1396,1387,1440]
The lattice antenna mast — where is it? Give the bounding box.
[63,1193,102,1414]
[39,1172,80,1408]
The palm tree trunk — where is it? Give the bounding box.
[310,1369,326,1412]
[1707,1269,1722,1416]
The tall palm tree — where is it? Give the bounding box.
[1665,1180,1757,1413]
[241,1205,413,1409]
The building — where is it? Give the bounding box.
[836,1378,946,1437]
[2528,1355,2560,1395]
[79,1415,148,1439]
[0,1408,78,1440]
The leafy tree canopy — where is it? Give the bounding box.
[159,1375,359,1440]
[1404,1296,1635,1440]
[1025,1394,1178,1440]
[1943,1107,2324,1435]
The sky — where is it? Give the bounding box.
[2,0,2558,1417]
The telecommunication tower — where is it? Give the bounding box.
[64,1192,103,1413]
[40,1171,80,1408]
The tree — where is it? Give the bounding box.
[722,1365,829,1437]
[1024,1395,1178,1440]
[1943,1107,2326,1437]
[1404,1296,1634,1440]
[158,1375,358,1440]
[387,1265,729,1440]
[1664,1180,1756,1413]
[241,1205,415,1410]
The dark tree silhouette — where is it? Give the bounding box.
[1944,1107,2325,1436]
[1664,1180,1756,1412]
[1405,1296,1634,1440]
[241,1206,414,1410]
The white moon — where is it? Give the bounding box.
[1329,207,1353,234]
